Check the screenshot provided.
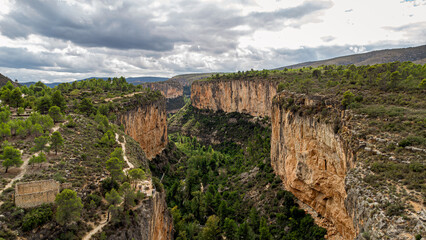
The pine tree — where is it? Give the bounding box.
[106,157,124,181]
[50,131,64,155]
[55,189,83,226]
[48,106,62,123]
[28,152,47,168]
[1,145,22,173]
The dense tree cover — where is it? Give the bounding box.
[162,132,326,240]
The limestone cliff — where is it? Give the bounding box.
[107,191,173,240]
[270,91,425,239]
[271,92,356,239]
[118,98,167,160]
[191,79,277,117]
[142,81,183,99]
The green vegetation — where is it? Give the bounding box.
[1,145,22,173]
[55,189,83,226]
[163,105,327,239]
[50,131,64,154]
[0,77,157,239]
[28,152,47,168]
[161,132,326,239]
[22,204,53,231]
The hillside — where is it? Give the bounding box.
[0,73,20,88]
[277,45,426,69]
[0,78,172,240]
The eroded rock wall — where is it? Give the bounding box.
[271,92,357,239]
[119,99,167,160]
[191,79,277,117]
[142,81,183,99]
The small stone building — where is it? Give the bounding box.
[15,180,60,208]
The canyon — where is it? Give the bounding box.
[190,77,425,239]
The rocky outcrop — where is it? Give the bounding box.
[118,98,167,160]
[191,79,277,117]
[169,73,214,87]
[271,91,357,239]
[142,81,183,99]
[107,191,173,240]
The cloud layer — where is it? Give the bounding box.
[0,0,425,82]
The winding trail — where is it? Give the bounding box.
[82,213,109,240]
[82,133,133,240]
[115,133,134,173]
[0,122,63,202]
[0,152,30,196]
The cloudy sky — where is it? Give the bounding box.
[0,0,425,83]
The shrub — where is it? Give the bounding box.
[152,176,164,193]
[342,90,354,109]
[22,204,53,231]
[277,82,286,92]
[385,203,404,216]
[398,136,425,147]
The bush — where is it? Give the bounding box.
[277,82,286,92]
[398,136,425,147]
[385,203,404,216]
[342,90,354,109]
[152,176,164,193]
[85,194,102,207]
[101,177,119,196]
[22,204,53,231]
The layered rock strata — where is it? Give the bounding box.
[191,79,277,117]
[270,92,357,239]
[118,99,167,159]
[142,81,183,99]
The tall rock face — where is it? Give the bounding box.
[142,81,186,113]
[142,81,183,99]
[118,98,167,160]
[107,191,173,240]
[191,79,277,117]
[271,92,357,239]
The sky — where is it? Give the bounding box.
[0,0,425,83]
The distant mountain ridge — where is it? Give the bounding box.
[276,44,426,69]
[18,76,169,88]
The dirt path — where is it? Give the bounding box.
[0,122,63,199]
[115,133,134,173]
[0,152,31,196]
[82,213,109,240]
[104,91,146,102]
[81,133,133,240]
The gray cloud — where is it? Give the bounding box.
[321,36,335,42]
[0,47,54,69]
[384,22,426,40]
[0,0,332,54]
